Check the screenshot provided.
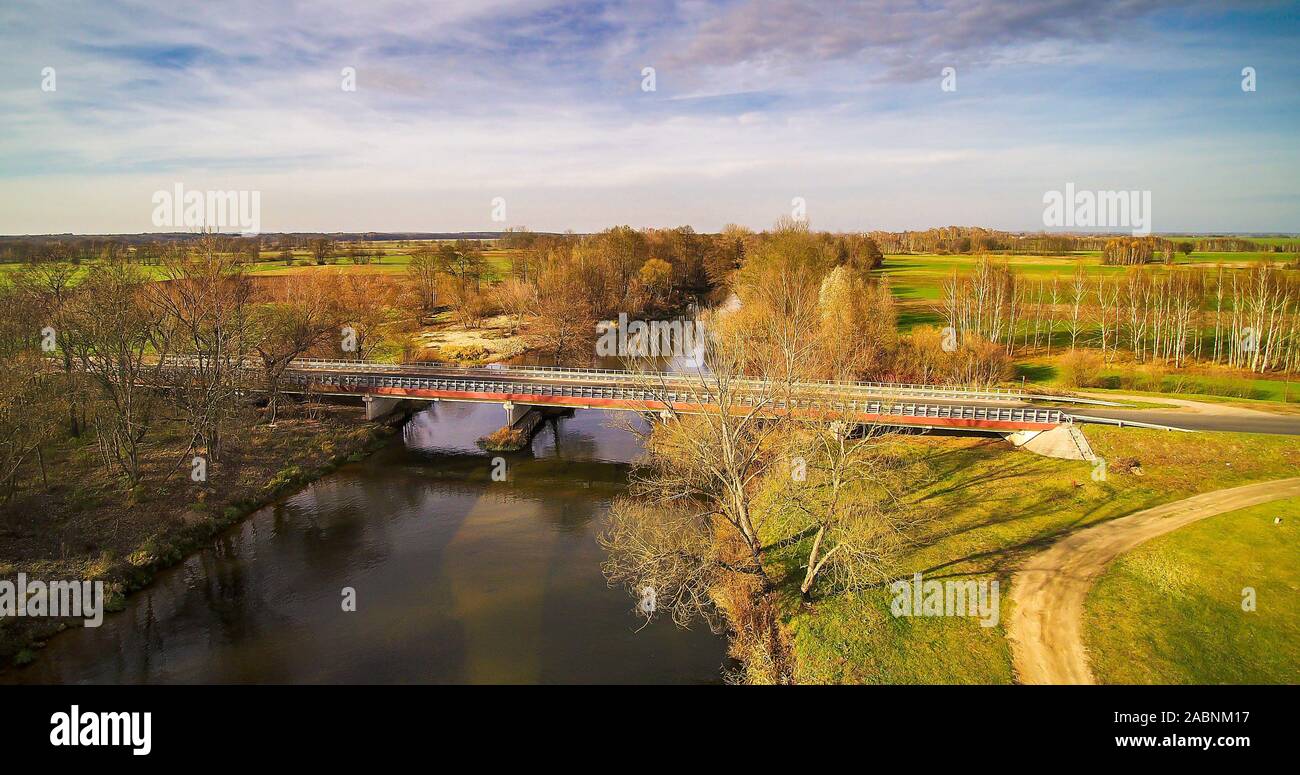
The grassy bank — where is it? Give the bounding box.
[768,427,1300,683]
[1013,355,1299,405]
[1083,497,1300,684]
[0,402,408,667]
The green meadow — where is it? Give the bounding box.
[879,249,1299,305]
[0,241,518,284]
[1084,497,1300,684]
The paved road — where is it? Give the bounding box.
[1006,477,1300,684]
[1071,408,1300,435]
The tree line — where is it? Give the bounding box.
[939,258,1300,373]
[5,227,1294,269]
[0,234,442,267]
[845,228,1298,257]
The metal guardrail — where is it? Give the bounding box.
[274,357,1025,403]
[278,369,1062,426]
[1068,414,1195,432]
[1022,393,1127,407]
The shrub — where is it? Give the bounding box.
[266,465,305,490]
[1120,363,1166,392]
[1057,349,1104,388]
[1195,377,1258,399]
[1111,457,1142,474]
[477,427,528,452]
[947,335,1012,387]
[442,344,489,362]
[1135,364,1167,392]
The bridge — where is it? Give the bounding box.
[266,358,1065,433]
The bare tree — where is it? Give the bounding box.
[776,419,907,599]
[1068,266,1088,350]
[61,260,169,485]
[0,285,63,499]
[406,247,441,321]
[308,237,335,266]
[12,261,81,435]
[528,261,596,364]
[335,273,400,359]
[491,277,536,334]
[148,241,251,465]
[249,274,339,423]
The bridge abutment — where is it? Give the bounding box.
[1005,424,1094,461]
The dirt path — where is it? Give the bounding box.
[1006,477,1300,684]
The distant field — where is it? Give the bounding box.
[878,251,1298,303]
[0,240,517,284]
[1164,235,1300,250]
[1185,250,1295,263]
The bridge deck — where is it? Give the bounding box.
[267,360,1063,432]
[283,358,1026,403]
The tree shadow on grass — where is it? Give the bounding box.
[910,481,1195,583]
[1014,362,1057,383]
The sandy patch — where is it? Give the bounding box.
[415,313,530,364]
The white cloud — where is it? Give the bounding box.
[1,0,1297,234]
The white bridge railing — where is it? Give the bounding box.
[274,357,1024,404]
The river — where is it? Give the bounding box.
[4,402,729,684]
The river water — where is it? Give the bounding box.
[4,402,728,684]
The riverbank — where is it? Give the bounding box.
[0,401,410,668]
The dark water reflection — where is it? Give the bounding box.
[3,404,727,684]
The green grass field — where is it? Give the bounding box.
[1083,497,1300,684]
[878,250,1298,303]
[1164,235,1300,251]
[772,428,1300,684]
[0,241,517,284]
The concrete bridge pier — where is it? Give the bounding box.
[477,401,547,453]
[364,395,403,421]
[503,401,536,426]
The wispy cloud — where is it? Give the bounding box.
[659,0,1218,87]
[1,0,1297,233]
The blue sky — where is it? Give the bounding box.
[2,0,1298,234]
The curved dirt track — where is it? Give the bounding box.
[1007,477,1300,685]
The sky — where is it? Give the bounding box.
[1,0,1298,235]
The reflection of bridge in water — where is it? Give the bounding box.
[271,359,1064,434]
